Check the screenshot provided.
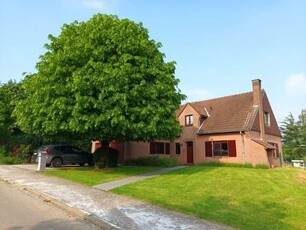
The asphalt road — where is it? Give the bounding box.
[0,180,99,230]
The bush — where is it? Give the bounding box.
[0,145,8,157]
[125,156,178,167]
[0,144,34,164]
[0,156,24,165]
[93,146,119,168]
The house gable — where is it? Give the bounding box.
[177,103,203,128]
[251,91,281,137]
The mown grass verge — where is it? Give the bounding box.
[112,166,306,230]
[42,166,160,186]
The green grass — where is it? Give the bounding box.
[42,166,160,186]
[112,166,306,230]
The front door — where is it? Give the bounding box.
[186,141,194,164]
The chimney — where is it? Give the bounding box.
[252,79,266,141]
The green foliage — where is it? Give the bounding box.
[0,142,35,165]
[14,14,185,143]
[0,80,24,143]
[125,156,178,167]
[10,144,34,163]
[94,146,119,168]
[0,145,8,156]
[0,145,27,165]
[281,112,306,161]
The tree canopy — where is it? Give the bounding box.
[14,14,185,143]
[281,112,306,161]
[0,80,23,142]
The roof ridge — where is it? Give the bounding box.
[184,91,253,105]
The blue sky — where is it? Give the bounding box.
[1,0,306,123]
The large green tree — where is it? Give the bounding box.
[14,14,185,145]
[281,112,306,161]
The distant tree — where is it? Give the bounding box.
[14,14,185,149]
[281,113,306,161]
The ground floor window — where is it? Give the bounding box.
[175,143,181,155]
[268,142,279,158]
[150,142,170,154]
[205,140,236,157]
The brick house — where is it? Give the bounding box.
[93,79,282,167]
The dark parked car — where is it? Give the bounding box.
[32,144,94,167]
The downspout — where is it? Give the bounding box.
[240,131,246,164]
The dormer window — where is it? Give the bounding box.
[264,112,270,126]
[185,114,193,126]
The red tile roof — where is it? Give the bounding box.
[188,91,257,134]
[178,89,281,136]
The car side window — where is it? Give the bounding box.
[53,146,63,154]
[65,146,73,154]
[71,147,82,153]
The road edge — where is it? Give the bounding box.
[0,177,119,230]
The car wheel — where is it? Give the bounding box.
[79,163,85,166]
[51,157,62,167]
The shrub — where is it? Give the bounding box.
[93,146,119,168]
[0,156,23,165]
[7,144,33,163]
[0,145,8,157]
[0,143,36,165]
[125,156,178,167]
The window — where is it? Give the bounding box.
[185,115,193,126]
[213,142,228,156]
[150,142,170,154]
[205,140,236,157]
[268,142,279,158]
[175,143,181,155]
[264,112,270,126]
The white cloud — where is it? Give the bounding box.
[285,73,306,97]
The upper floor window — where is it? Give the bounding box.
[264,112,270,126]
[185,114,193,126]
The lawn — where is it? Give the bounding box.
[43,166,160,186]
[112,166,306,230]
